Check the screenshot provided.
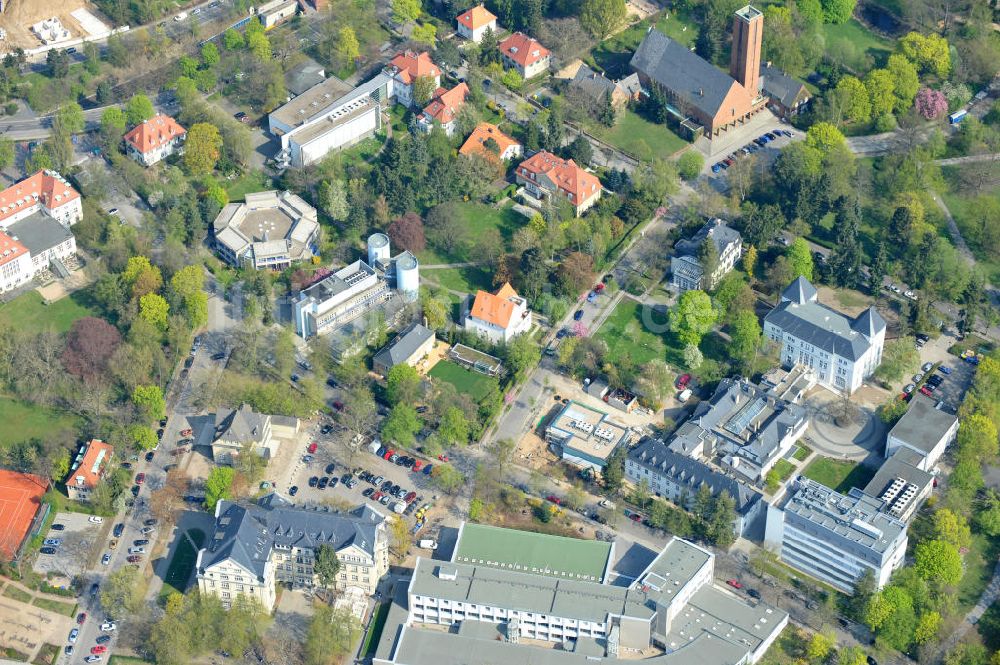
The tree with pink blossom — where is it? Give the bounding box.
[915,87,948,119]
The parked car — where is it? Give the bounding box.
[91,645,107,655]
[747,588,761,599]
[919,386,933,397]
[135,472,145,484]
[89,516,104,524]
[308,476,319,488]
[77,613,87,625]
[677,374,691,389]
[326,463,337,475]
[50,523,65,531]
[289,486,299,496]
[922,362,934,372]
[363,488,374,498]
[40,547,56,554]
[133,539,149,546]
[318,477,329,489]
[903,383,915,394]
[43,538,61,546]
[307,442,319,454]
[69,628,79,643]
[573,309,584,321]
[144,518,158,526]
[84,656,103,663]
[546,495,562,505]
[95,635,111,645]
[101,553,111,565]
[939,365,952,374]
[100,622,116,632]
[128,546,146,555]
[726,579,743,589]
[140,526,156,535]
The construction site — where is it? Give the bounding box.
[0,0,111,53]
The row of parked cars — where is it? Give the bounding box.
[359,470,424,515]
[374,444,434,475]
[903,362,951,398]
[711,129,794,173]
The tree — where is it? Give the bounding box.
[932,508,972,550]
[314,544,341,588]
[878,397,909,425]
[806,122,848,153]
[133,385,166,421]
[139,293,170,331]
[603,445,626,491]
[670,290,718,347]
[677,151,704,181]
[838,646,867,665]
[392,0,422,23]
[430,464,464,494]
[183,123,223,175]
[223,28,245,50]
[698,238,720,288]
[319,180,349,222]
[129,424,158,451]
[504,335,541,380]
[869,241,888,297]
[338,385,376,448]
[887,54,920,112]
[728,311,761,365]
[304,605,361,665]
[900,32,950,78]
[821,0,856,23]
[837,75,872,124]
[0,137,13,172]
[201,41,220,67]
[957,414,999,460]
[786,238,814,280]
[205,466,235,510]
[913,610,941,644]
[556,251,594,296]
[334,26,360,69]
[388,212,426,253]
[100,567,146,618]
[807,631,835,661]
[421,291,448,330]
[580,0,626,38]
[914,540,963,586]
[830,196,863,288]
[54,102,85,135]
[125,94,155,126]
[565,134,592,166]
[412,22,437,46]
[598,90,616,127]
[386,364,421,405]
[411,75,437,108]
[62,317,121,383]
[382,404,421,446]
[743,245,758,278]
[865,69,896,118]
[976,491,1000,537]
[683,343,704,370]
[438,407,470,446]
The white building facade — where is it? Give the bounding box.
[885,394,959,471]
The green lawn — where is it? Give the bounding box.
[802,457,876,494]
[940,165,1000,285]
[586,109,689,161]
[108,658,154,665]
[428,360,499,402]
[0,396,81,447]
[31,597,76,616]
[0,289,99,334]
[792,444,812,462]
[820,20,894,73]
[771,459,797,483]
[361,602,390,657]
[160,529,206,599]
[224,170,273,200]
[2,585,32,603]
[959,533,1000,613]
[417,202,525,266]
[594,298,672,365]
[454,523,612,581]
[423,266,494,295]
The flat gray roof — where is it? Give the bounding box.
[888,394,958,454]
[270,76,354,130]
[288,96,378,146]
[6,212,73,255]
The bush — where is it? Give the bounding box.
[677,151,705,181]
[4,103,16,116]
[874,114,897,132]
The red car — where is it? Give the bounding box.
[546,495,562,505]
[677,374,691,389]
[135,473,145,484]
[372,491,384,502]
[77,612,87,625]
[726,579,743,589]
[629,513,642,522]
[180,428,192,437]
[307,442,318,454]
[384,449,395,460]
[438,454,449,462]
[412,460,423,472]
[594,283,605,292]
[405,491,417,503]
[919,386,933,397]
[91,646,107,655]
[127,555,142,563]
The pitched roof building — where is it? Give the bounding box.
[0,170,81,229]
[465,282,532,344]
[387,51,442,107]
[459,122,522,161]
[499,32,551,78]
[516,150,602,216]
[372,323,435,376]
[763,277,885,394]
[671,217,743,291]
[456,4,498,42]
[418,83,470,135]
[569,64,642,109]
[123,113,187,167]
[0,470,49,561]
[66,439,114,502]
[761,65,811,118]
[197,495,389,611]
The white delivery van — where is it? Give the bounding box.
[419,539,438,550]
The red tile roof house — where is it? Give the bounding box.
[66,439,114,502]
[0,470,50,562]
[418,83,470,136]
[456,4,498,43]
[123,114,187,167]
[516,150,602,216]
[386,51,441,108]
[499,32,551,79]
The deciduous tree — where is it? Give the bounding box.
[124,94,155,126]
[580,0,627,38]
[314,544,341,587]
[392,0,422,23]
[205,467,235,510]
[183,122,223,175]
[62,317,121,383]
[388,212,426,253]
[914,539,963,586]
[386,364,421,405]
[786,238,814,280]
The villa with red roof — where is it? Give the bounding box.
[66,439,114,502]
[465,282,531,344]
[0,469,49,562]
[499,32,551,79]
[418,83,470,136]
[516,151,602,216]
[0,171,80,292]
[459,122,522,161]
[123,113,187,167]
[387,51,441,108]
[456,4,497,42]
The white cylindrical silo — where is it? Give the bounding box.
[396,253,419,301]
[367,233,390,266]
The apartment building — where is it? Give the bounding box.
[765,478,908,593]
[671,218,743,292]
[212,191,320,270]
[885,393,958,471]
[386,51,441,108]
[763,277,885,394]
[499,32,551,79]
[123,113,187,166]
[516,150,602,216]
[374,531,787,665]
[459,122,522,161]
[196,495,389,611]
[417,83,469,136]
[465,282,531,344]
[456,4,497,42]
[66,439,114,502]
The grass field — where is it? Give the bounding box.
[160,529,206,599]
[792,444,812,462]
[771,459,797,483]
[802,457,876,494]
[224,170,272,200]
[361,602,390,657]
[423,266,494,295]
[594,298,671,365]
[428,360,499,402]
[417,202,525,266]
[454,523,612,581]
[0,396,81,447]
[0,289,98,334]
[959,533,1000,613]
[586,109,689,160]
[108,657,154,665]
[31,597,75,616]
[1,585,32,603]
[821,20,893,73]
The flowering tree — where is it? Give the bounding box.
[915,88,948,119]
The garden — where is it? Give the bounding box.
[0,289,99,334]
[428,360,500,402]
[802,457,876,494]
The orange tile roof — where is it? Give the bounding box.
[500,32,550,68]
[459,122,521,159]
[518,151,601,205]
[423,83,470,125]
[0,469,49,560]
[389,51,441,85]
[123,113,187,155]
[0,231,28,267]
[0,171,79,226]
[457,4,497,30]
[470,283,521,328]
[67,439,114,491]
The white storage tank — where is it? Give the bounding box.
[395,252,419,301]
[367,233,390,267]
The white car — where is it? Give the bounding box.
[140,526,156,535]
[128,546,146,555]
[913,373,924,383]
[903,383,915,394]
[100,622,116,632]
[101,553,111,566]
[89,516,104,524]
[69,628,79,643]
[85,657,103,663]
[922,362,934,372]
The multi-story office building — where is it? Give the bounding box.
[765,478,908,593]
[196,495,389,611]
[670,218,743,292]
[374,529,787,665]
[885,393,959,471]
[763,277,885,394]
[212,191,320,270]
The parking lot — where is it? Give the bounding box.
[32,512,105,581]
[706,126,798,177]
